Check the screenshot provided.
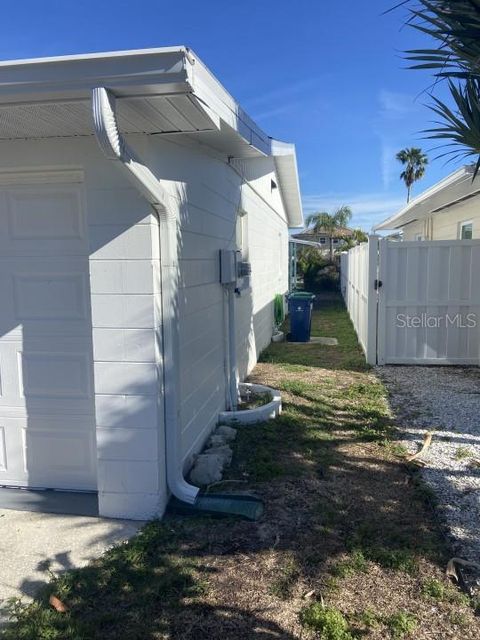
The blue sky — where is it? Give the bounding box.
[0,0,459,231]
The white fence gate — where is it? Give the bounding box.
[341,237,480,366]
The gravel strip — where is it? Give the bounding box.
[377,366,480,577]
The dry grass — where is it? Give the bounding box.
[3,291,479,639]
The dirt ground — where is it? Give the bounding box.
[3,292,479,640]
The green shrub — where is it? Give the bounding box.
[299,604,352,639]
[385,611,417,638]
[331,550,368,578]
[422,578,445,599]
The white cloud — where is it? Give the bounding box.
[302,192,406,232]
[244,78,321,109]
[374,89,424,189]
[379,89,419,120]
[252,102,301,121]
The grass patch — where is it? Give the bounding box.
[381,439,409,458]
[331,550,368,578]
[299,604,352,639]
[260,297,368,372]
[421,577,470,606]
[421,577,445,599]
[455,446,473,460]
[268,554,299,600]
[355,608,379,629]
[4,291,475,639]
[449,611,470,628]
[1,521,205,640]
[384,611,417,638]
[366,548,418,574]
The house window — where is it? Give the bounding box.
[333,238,339,244]
[459,221,473,240]
[319,237,326,244]
[236,210,248,258]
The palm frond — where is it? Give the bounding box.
[400,1,480,171]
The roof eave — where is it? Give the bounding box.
[271,139,304,228]
[0,47,304,226]
[374,165,475,231]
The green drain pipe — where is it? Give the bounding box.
[168,493,264,521]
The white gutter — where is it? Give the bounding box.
[289,238,324,248]
[92,86,199,505]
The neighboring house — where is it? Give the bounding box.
[375,165,480,240]
[292,226,353,254]
[0,47,303,520]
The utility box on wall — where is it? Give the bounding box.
[219,249,237,284]
[219,249,251,289]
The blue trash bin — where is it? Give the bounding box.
[288,291,315,342]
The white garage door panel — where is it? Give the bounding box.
[20,352,92,399]
[0,417,96,489]
[0,185,86,256]
[0,260,90,337]
[0,177,96,490]
[14,273,88,321]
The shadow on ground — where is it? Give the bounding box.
[2,290,479,639]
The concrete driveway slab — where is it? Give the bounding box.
[0,509,141,623]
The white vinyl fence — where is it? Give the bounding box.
[341,237,480,366]
[340,240,378,364]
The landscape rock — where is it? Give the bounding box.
[208,434,227,448]
[203,444,233,467]
[190,453,224,486]
[215,425,237,442]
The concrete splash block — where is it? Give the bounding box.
[307,336,338,346]
[218,383,282,426]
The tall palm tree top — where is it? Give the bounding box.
[396,147,428,202]
[396,147,428,166]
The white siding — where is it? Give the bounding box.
[432,199,480,240]
[402,196,480,241]
[402,220,425,241]
[146,136,289,469]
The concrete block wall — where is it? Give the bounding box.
[88,187,167,520]
[146,136,289,471]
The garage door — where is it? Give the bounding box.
[0,174,96,490]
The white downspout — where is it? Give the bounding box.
[92,87,199,505]
[227,285,239,411]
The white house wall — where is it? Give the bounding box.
[0,133,290,520]
[0,136,166,520]
[401,197,480,241]
[145,136,289,471]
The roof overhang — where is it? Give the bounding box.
[271,140,303,228]
[374,165,480,231]
[289,238,324,247]
[0,47,303,226]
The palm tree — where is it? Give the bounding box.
[340,228,368,252]
[305,206,352,261]
[396,147,428,202]
[399,2,480,174]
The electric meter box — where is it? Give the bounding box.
[219,249,237,284]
